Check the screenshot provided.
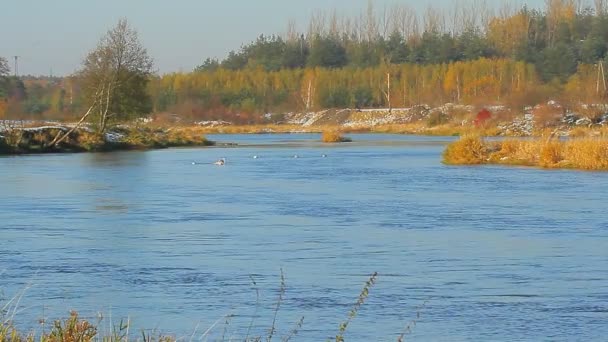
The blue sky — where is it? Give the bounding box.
[1,0,546,76]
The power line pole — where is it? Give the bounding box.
[597,59,607,96]
[13,56,19,77]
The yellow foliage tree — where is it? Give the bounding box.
[487,12,530,56]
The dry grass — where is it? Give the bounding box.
[321,131,352,143]
[170,121,480,137]
[0,125,214,155]
[119,126,213,149]
[566,125,608,138]
[442,135,488,165]
[539,140,563,167]
[568,126,590,138]
[563,138,608,170]
[370,123,502,137]
[489,139,538,165]
[371,123,459,135]
[1,311,173,342]
[193,124,307,134]
[87,127,205,150]
[444,136,608,170]
[1,272,422,342]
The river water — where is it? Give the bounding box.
[0,134,606,341]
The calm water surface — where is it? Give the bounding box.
[1,134,607,341]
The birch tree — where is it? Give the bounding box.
[48,19,152,148]
[0,57,9,100]
[0,57,9,78]
[80,18,153,133]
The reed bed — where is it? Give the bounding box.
[443,135,608,170]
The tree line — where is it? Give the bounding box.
[153,59,541,122]
[3,0,608,124]
[197,0,608,82]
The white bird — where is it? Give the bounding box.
[322,154,327,158]
[213,158,226,166]
[253,155,258,159]
[293,154,299,159]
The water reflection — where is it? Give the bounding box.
[93,198,130,213]
[82,150,149,167]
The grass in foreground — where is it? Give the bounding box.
[1,272,426,342]
[443,135,608,170]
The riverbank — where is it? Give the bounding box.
[443,135,608,171]
[193,122,496,136]
[0,121,471,155]
[0,125,214,155]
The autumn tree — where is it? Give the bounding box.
[80,18,153,132]
[49,19,153,147]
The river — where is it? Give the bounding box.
[1,134,606,341]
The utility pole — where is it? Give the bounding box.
[597,60,606,96]
[383,72,392,113]
[13,56,19,77]
[306,79,312,110]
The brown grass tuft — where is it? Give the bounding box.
[563,138,608,170]
[445,136,608,170]
[539,140,563,168]
[442,135,487,165]
[321,131,352,143]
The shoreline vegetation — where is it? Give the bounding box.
[1,272,426,342]
[0,124,214,155]
[443,134,608,171]
[4,118,608,172]
[321,130,352,143]
[3,2,608,168]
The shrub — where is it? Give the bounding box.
[473,109,492,127]
[568,126,589,138]
[564,138,608,170]
[449,136,608,170]
[322,131,352,143]
[442,135,487,165]
[46,311,97,342]
[539,140,563,167]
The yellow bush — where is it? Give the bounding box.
[322,131,351,143]
[564,139,608,170]
[442,135,487,165]
[539,140,563,168]
[471,137,608,171]
[498,139,520,156]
